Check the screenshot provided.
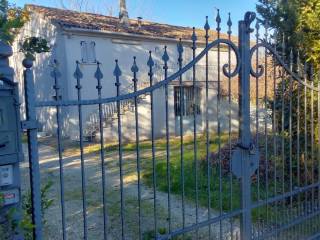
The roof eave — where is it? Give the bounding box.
[61,26,209,46]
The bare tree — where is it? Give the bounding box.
[57,0,88,12]
[54,0,153,20]
[56,0,119,15]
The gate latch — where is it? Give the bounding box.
[231,142,260,179]
[236,142,256,154]
[21,120,39,130]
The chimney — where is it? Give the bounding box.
[119,0,129,26]
[137,17,142,30]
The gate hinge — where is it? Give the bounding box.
[236,142,256,154]
[231,141,260,178]
[21,120,38,130]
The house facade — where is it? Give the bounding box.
[11,5,239,142]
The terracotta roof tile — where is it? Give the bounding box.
[26,4,235,42]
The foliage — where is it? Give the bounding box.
[256,0,320,69]
[142,134,242,211]
[297,0,320,66]
[0,0,29,44]
[257,1,319,155]
[0,181,54,239]
[143,228,192,240]
[0,0,51,60]
[20,36,51,61]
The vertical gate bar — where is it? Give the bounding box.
[238,12,255,240]
[318,74,320,205]
[281,35,285,207]
[162,47,172,234]
[255,21,260,216]
[147,51,158,237]
[74,61,88,239]
[204,16,212,239]
[227,13,234,240]
[297,76,301,237]
[177,39,186,230]
[289,50,293,207]
[131,56,142,240]
[52,60,66,240]
[256,21,261,239]
[297,52,301,207]
[263,25,269,233]
[191,27,199,239]
[23,58,43,239]
[303,63,308,202]
[215,10,223,239]
[113,60,125,239]
[272,33,279,238]
[311,66,315,213]
[95,62,108,240]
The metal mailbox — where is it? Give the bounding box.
[0,78,23,237]
[0,95,20,161]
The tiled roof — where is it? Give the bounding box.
[26,4,235,42]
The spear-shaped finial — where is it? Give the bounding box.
[255,20,260,38]
[131,57,139,90]
[216,9,221,33]
[51,59,62,100]
[162,46,169,65]
[74,60,83,90]
[114,59,122,87]
[191,27,197,50]
[147,51,155,68]
[147,50,154,78]
[310,63,314,81]
[51,59,61,80]
[74,61,83,80]
[95,61,103,91]
[177,38,183,65]
[113,60,122,78]
[290,49,294,63]
[131,56,139,74]
[204,16,210,32]
[297,50,301,75]
[227,13,232,36]
[282,33,286,59]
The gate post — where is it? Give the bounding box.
[238,12,256,239]
[23,58,43,239]
[0,41,23,239]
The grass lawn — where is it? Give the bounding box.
[39,131,320,233]
[140,133,241,212]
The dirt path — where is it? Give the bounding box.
[21,143,240,240]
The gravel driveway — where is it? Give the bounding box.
[20,141,239,240]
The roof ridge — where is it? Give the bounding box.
[26,4,198,31]
[25,4,234,42]
[25,4,120,21]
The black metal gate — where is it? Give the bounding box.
[21,11,320,240]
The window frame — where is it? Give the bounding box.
[174,86,202,117]
[80,40,97,64]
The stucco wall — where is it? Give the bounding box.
[10,12,69,135]
[60,30,239,141]
[11,14,240,142]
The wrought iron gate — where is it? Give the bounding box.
[21,11,320,240]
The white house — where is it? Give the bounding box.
[11,4,240,142]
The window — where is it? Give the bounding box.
[174,86,201,117]
[81,41,96,63]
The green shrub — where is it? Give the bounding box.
[0,181,54,239]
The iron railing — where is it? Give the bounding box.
[21,11,320,240]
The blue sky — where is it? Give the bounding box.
[13,0,258,33]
